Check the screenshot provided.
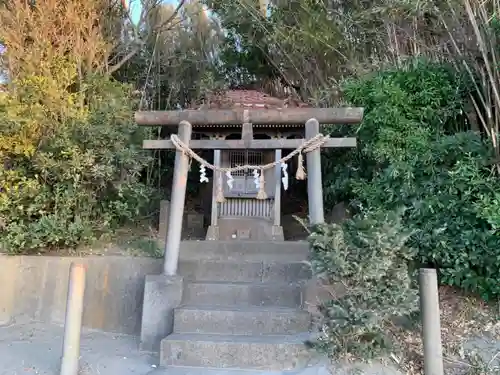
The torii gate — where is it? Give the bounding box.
[135,107,363,275]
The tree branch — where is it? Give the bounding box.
[108,44,142,74]
[150,0,186,34]
[107,0,187,75]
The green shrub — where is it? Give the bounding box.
[322,59,500,299]
[355,132,500,299]
[0,72,156,253]
[308,211,419,359]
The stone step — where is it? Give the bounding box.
[178,241,310,262]
[147,368,304,375]
[173,305,311,335]
[182,281,303,308]
[146,368,293,375]
[160,333,312,370]
[144,360,377,375]
[178,260,311,283]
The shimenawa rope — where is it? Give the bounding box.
[169,133,328,173]
[169,131,329,201]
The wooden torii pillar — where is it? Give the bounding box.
[135,107,364,275]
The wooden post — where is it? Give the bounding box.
[242,109,253,148]
[60,263,86,375]
[305,118,325,225]
[273,149,282,227]
[420,268,444,375]
[211,150,221,228]
[163,121,192,276]
[206,149,221,241]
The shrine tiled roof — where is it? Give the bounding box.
[190,89,308,128]
[195,89,308,110]
[224,90,287,109]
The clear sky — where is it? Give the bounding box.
[126,0,143,25]
[127,0,181,25]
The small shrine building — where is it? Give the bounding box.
[186,89,310,241]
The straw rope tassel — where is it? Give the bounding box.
[256,171,267,200]
[295,151,306,180]
[215,172,226,203]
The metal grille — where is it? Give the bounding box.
[229,151,264,175]
[247,151,263,171]
[229,151,246,177]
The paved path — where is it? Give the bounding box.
[0,322,403,375]
[0,322,156,375]
[0,322,336,375]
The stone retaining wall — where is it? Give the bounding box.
[0,251,330,337]
[0,255,162,335]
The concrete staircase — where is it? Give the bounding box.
[160,241,314,372]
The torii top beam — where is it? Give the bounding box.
[135,107,364,126]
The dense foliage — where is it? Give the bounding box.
[0,71,155,253]
[0,0,162,253]
[322,60,500,300]
[308,212,419,359]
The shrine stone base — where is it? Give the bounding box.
[272,224,284,240]
[206,217,284,241]
[205,225,219,240]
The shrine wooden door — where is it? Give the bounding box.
[224,150,264,197]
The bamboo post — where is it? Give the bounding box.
[60,263,86,375]
[419,268,444,375]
